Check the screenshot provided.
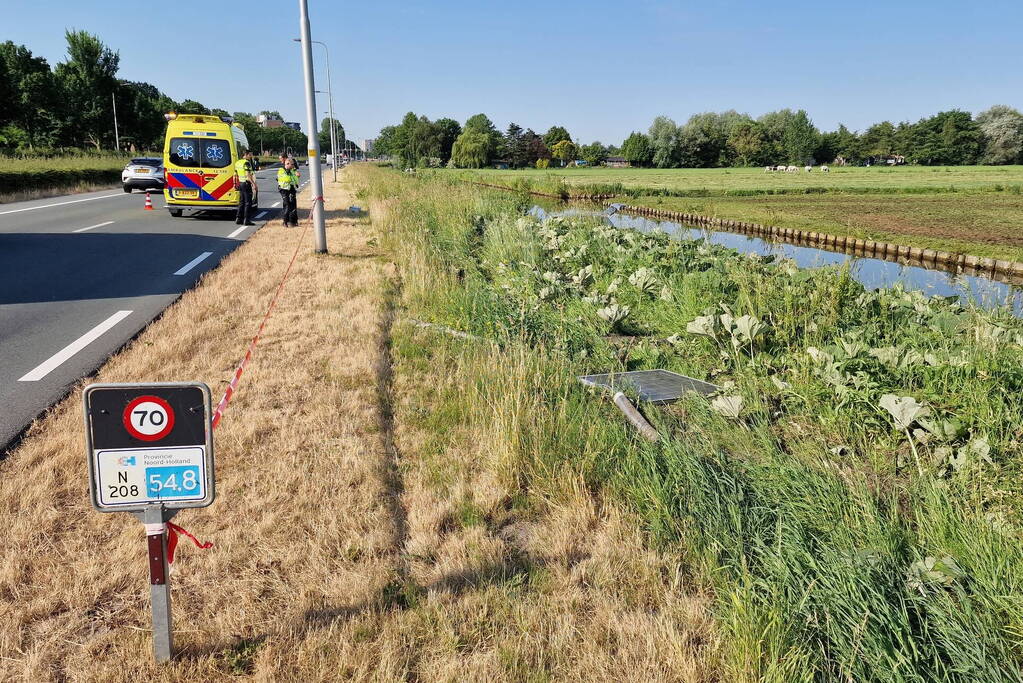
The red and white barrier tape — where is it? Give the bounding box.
[159,198,322,562]
[210,197,320,429]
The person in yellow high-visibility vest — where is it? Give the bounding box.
[233,150,257,226]
[276,157,300,227]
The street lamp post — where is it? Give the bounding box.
[294,38,337,182]
[296,0,327,253]
[318,98,337,176]
[111,91,120,152]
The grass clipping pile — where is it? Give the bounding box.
[0,171,715,680]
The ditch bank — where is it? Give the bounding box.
[609,202,1023,286]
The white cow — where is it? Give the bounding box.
[786,165,798,173]
[821,165,830,173]
[805,165,812,173]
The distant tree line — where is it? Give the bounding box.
[373,112,617,169]
[0,31,307,155]
[375,106,1023,169]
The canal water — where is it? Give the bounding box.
[529,204,1023,316]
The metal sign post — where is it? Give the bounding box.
[83,382,215,663]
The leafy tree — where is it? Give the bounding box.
[449,130,490,168]
[862,121,898,158]
[522,129,549,165]
[390,112,442,167]
[374,125,397,158]
[976,105,1023,165]
[0,41,60,149]
[116,80,175,151]
[908,110,982,165]
[648,116,681,168]
[827,123,862,163]
[178,99,210,115]
[543,125,571,148]
[434,117,461,164]
[579,141,607,166]
[504,122,527,167]
[782,110,820,164]
[551,139,578,166]
[462,113,500,165]
[620,131,653,166]
[319,117,344,152]
[757,109,797,162]
[727,119,766,166]
[54,30,120,149]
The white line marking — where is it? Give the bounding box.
[0,192,123,216]
[255,211,267,219]
[72,221,114,233]
[18,310,133,381]
[271,201,281,208]
[227,226,247,238]
[174,251,214,275]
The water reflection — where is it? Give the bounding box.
[529,205,1023,316]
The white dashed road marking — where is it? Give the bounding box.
[19,310,133,382]
[72,221,114,233]
[173,251,213,276]
[0,193,123,216]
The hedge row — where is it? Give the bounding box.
[0,168,124,195]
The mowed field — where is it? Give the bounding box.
[456,165,1023,194]
[444,165,1023,262]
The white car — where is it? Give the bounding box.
[122,157,165,193]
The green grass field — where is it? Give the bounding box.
[438,165,1023,261]
[627,193,1023,262]
[453,165,1023,194]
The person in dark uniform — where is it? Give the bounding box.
[234,150,256,226]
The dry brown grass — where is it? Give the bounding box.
[0,168,717,681]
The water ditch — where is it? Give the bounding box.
[529,203,1023,316]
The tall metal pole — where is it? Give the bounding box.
[298,0,327,253]
[112,91,120,152]
[318,43,337,183]
[298,39,337,183]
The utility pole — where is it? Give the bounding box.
[112,91,120,152]
[297,0,327,254]
[295,39,337,183]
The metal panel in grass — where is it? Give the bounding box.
[578,369,719,404]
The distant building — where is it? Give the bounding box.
[256,114,284,128]
[605,156,630,168]
[494,160,510,170]
[284,122,301,131]
[363,138,375,155]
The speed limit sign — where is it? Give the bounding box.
[123,396,175,441]
[83,382,215,512]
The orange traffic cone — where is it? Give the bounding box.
[144,190,154,211]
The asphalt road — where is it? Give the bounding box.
[0,168,304,453]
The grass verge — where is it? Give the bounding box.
[360,163,1023,681]
[0,168,716,680]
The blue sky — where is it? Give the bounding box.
[6,0,1022,145]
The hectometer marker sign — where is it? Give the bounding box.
[84,382,215,513]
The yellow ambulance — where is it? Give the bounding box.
[162,113,250,217]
